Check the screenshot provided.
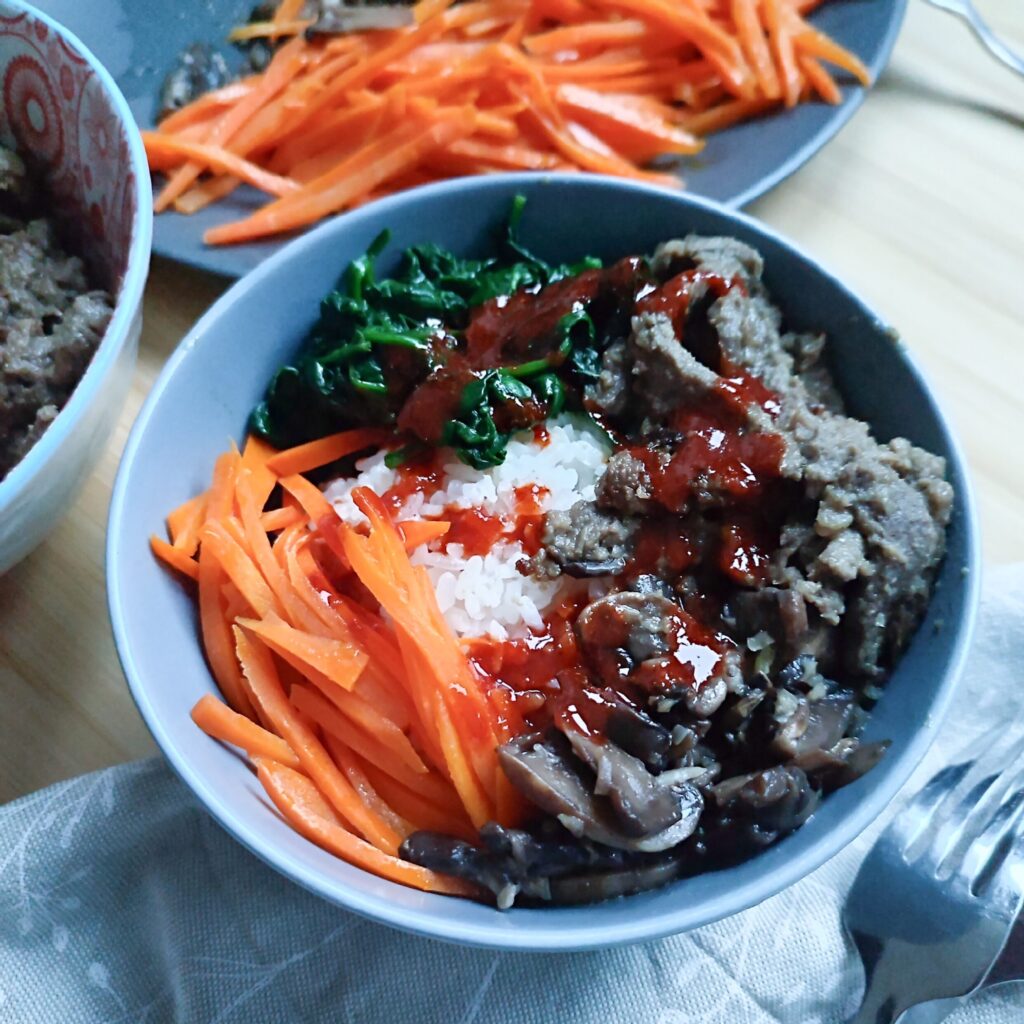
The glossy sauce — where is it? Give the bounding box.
[439,484,549,557]
[636,268,744,336]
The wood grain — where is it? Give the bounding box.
[1,1,1021,802]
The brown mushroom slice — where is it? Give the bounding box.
[564,730,682,838]
[310,2,415,34]
[499,734,703,853]
[548,856,685,904]
[712,765,820,833]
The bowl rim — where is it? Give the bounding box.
[107,172,981,951]
[0,0,153,513]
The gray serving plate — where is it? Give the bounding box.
[39,0,906,278]
[108,174,979,950]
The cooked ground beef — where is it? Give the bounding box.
[0,146,113,481]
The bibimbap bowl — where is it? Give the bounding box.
[108,175,978,951]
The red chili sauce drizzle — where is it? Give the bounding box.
[470,597,728,744]
[379,449,550,558]
[441,484,549,558]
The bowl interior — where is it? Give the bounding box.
[108,174,978,951]
[0,1,138,290]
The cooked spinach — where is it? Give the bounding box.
[251,196,604,466]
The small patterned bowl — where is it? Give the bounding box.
[0,0,151,573]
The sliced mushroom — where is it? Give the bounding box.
[548,855,684,904]
[772,691,854,760]
[499,732,703,853]
[712,765,820,833]
[564,731,682,838]
[560,556,628,578]
[309,1,415,34]
[604,699,671,769]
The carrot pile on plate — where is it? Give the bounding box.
[152,430,539,895]
[142,0,869,245]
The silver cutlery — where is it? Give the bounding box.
[923,0,1024,77]
[844,736,1024,1023]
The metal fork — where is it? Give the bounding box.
[923,0,1024,77]
[844,735,1024,1024]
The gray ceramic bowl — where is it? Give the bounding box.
[0,0,152,572]
[107,174,979,951]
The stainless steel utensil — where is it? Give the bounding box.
[844,736,1024,1023]
[924,0,1024,77]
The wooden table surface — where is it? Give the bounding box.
[1,0,1022,803]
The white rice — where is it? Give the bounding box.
[323,417,611,641]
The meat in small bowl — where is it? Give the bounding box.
[109,176,976,949]
[0,1,152,572]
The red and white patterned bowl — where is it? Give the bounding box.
[0,0,152,573]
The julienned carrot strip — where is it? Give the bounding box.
[555,84,704,159]
[192,693,300,768]
[167,493,207,553]
[236,469,323,633]
[150,535,199,581]
[174,175,241,214]
[396,519,451,549]
[260,506,304,533]
[523,19,650,55]
[679,95,777,133]
[763,0,801,108]
[253,757,475,896]
[241,434,280,510]
[198,545,256,719]
[793,25,870,86]
[239,612,367,692]
[154,36,306,212]
[229,19,311,42]
[798,53,841,104]
[158,81,256,133]
[290,684,432,795]
[356,753,471,831]
[235,626,400,852]
[322,732,413,837]
[265,428,389,477]
[204,108,476,245]
[358,757,478,841]
[432,685,493,830]
[202,519,281,618]
[731,0,781,100]
[584,0,752,96]
[273,0,307,30]
[142,132,300,198]
[297,667,427,774]
[278,473,334,521]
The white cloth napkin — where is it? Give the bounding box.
[1,567,1022,1024]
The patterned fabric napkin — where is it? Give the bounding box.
[1,567,1022,1024]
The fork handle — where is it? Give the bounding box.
[925,0,1024,76]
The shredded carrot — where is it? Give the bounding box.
[260,506,304,532]
[150,535,199,581]
[239,612,367,692]
[278,473,334,521]
[145,0,869,245]
[235,627,400,852]
[142,132,300,198]
[197,544,257,720]
[798,52,842,104]
[266,428,390,477]
[396,519,451,549]
[253,757,475,894]
[192,693,300,768]
[167,493,207,554]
